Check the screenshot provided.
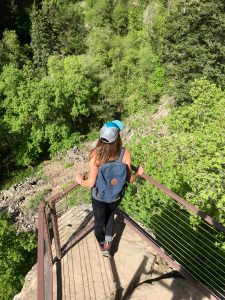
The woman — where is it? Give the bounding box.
[76,120,144,257]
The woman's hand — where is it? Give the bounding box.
[76,174,84,185]
[137,165,144,176]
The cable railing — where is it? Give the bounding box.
[48,181,94,260]
[37,167,225,300]
[120,169,225,300]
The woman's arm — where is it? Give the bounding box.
[75,156,98,188]
[123,149,144,183]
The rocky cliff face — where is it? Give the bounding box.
[0,178,47,232]
[0,142,92,232]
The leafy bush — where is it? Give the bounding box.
[0,213,37,300]
[28,188,51,212]
[66,186,91,207]
[122,78,225,226]
[0,55,96,165]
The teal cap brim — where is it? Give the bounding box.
[112,120,124,131]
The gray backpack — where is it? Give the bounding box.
[92,147,127,203]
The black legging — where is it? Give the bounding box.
[92,197,121,244]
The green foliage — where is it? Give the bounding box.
[123,79,225,226]
[0,0,167,169]
[85,26,114,70]
[31,1,86,68]
[145,0,168,53]
[63,162,74,169]
[0,213,37,300]
[85,0,113,28]
[162,0,225,102]
[169,78,225,132]
[112,1,128,34]
[97,29,166,116]
[28,188,51,212]
[66,186,91,207]
[0,30,29,70]
[127,0,149,31]
[62,180,74,190]
[0,55,95,165]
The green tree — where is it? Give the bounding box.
[0,30,29,70]
[99,29,166,116]
[162,0,225,102]
[0,56,95,165]
[127,0,149,31]
[30,0,86,68]
[85,0,113,28]
[112,1,128,35]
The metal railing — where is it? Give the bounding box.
[124,169,225,300]
[37,167,225,300]
[48,180,94,260]
[37,203,53,300]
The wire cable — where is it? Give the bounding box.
[150,213,225,281]
[163,200,225,243]
[150,217,225,294]
[155,233,225,300]
[152,204,225,269]
[163,201,225,243]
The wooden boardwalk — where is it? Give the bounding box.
[52,213,156,300]
[17,205,209,300]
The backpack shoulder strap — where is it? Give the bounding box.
[117,147,126,162]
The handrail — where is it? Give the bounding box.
[48,173,88,260]
[48,172,88,204]
[132,165,225,233]
[48,182,79,204]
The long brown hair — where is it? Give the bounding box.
[89,135,122,167]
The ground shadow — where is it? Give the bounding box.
[110,256,124,300]
[122,267,209,300]
[123,270,183,300]
[61,210,93,254]
[121,255,150,300]
[109,255,151,300]
[55,260,62,300]
[111,213,126,256]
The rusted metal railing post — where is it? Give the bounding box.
[44,209,53,264]
[37,203,45,300]
[48,200,62,260]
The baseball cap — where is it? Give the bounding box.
[100,120,124,143]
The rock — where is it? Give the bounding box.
[27,179,38,185]
[37,179,45,185]
[12,184,18,190]
[72,145,78,153]
[17,196,25,204]
[13,264,37,300]
[22,183,32,191]
[90,141,97,149]
[3,190,14,199]
[8,206,17,214]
